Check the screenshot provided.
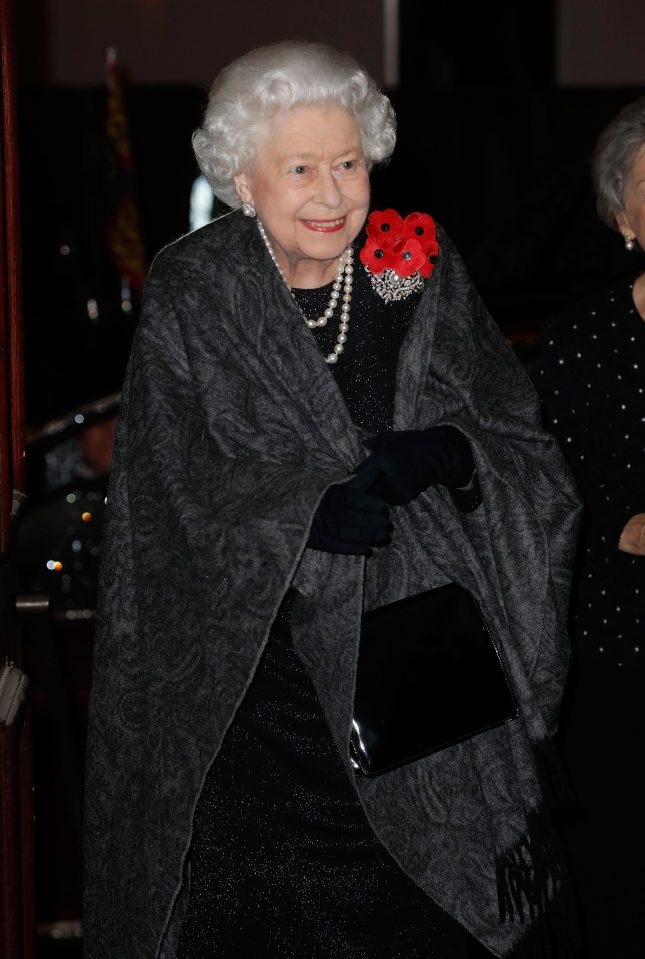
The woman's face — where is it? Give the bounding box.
[234,104,370,286]
[617,144,645,249]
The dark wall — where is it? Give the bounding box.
[20,86,205,423]
[18,0,383,87]
[382,4,644,327]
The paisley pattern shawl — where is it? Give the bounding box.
[84,211,581,958]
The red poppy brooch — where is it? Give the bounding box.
[359,209,439,302]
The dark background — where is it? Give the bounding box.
[13,0,645,954]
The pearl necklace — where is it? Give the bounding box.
[256,219,353,364]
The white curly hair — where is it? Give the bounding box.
[192,41,397,209]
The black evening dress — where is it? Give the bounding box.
[539,278,645,959]
[540,279,645,668]
[176,258,481,958]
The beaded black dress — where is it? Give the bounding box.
[175,257,478,958]
[539,279,645,668]
[538,279,645,959]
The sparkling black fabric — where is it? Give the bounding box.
[176,598,470,958]
[539,280,645,666]
[176,266,473,957]
[539,279,645,958]
[294,258,419,432]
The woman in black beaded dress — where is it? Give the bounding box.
[539,98,645,959]
[85,42,581,959]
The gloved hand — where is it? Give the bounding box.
[353,426,475,506]
[307,479,392,556]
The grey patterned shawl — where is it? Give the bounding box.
[84,211,581,958]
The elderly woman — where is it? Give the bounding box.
[84,42,580,959]
[539,98,645,959]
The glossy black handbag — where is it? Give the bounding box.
[350,583,518,777]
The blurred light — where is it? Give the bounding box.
[47,560,63,572]
[82,512,92,522]
[189,175,215,231]
[87,299,99,321]
[120,275,133,315]
[59,244,70,256]
[66,493,77,504]
[74,413,85,424]
[65,609,95,619]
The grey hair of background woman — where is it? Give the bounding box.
[193,41,397,210]
[592,95,645,230]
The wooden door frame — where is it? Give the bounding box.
[1,1,35,957]
[0,0,24,559]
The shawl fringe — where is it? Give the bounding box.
[496,810,580,958]
[506,890,580,958]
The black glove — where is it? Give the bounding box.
[353,426,475,506]
[307,479,392,556]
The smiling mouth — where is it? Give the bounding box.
[301,217,346,233]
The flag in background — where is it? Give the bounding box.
[105,47,147,300]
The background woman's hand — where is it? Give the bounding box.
[618,513,645,555]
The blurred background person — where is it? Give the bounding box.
[539,96,645,959]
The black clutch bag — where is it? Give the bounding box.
[350,583,518,777]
